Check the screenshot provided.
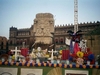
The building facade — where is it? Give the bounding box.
[8,13,100,55]
[0,36,8,50]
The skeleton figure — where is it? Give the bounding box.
[36,47,42,57]
[30,48,37,58]
[79,39,87,52]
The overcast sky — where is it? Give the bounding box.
[0,0,100,39]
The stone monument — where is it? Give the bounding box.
[33,13,54,49]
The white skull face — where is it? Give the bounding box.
[37,47,41,51]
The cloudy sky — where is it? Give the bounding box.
[0,0,100,39]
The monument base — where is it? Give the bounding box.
[33,43,54,50]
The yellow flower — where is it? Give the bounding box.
[12,55,15,60]
[45,54,49,58]
[59,50,62,54]
[77,51,84,58]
